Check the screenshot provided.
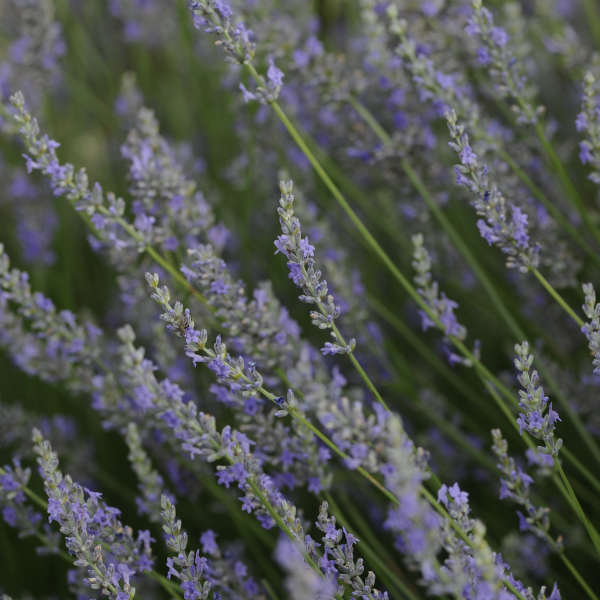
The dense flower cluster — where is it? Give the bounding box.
[33,429,154,599]
[275,179,355,356]
[315,501,388,599]
[576,72,600,183]
[447,111,540,272]
[514,342,562,457]
[465,0,542,125]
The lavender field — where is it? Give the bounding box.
[2,1,600,598]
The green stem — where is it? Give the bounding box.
[420,485,527,600]
[367,295,484,405]
[262,578,281,600]
[246,477,323,575]
[531,268,584,327]
[352,92,527,340]
[560,551,600,600]
[413,394,498,472]
[351,95,600,468]
[97,207,212,309]
[32,531,72,563]
[562,447,600,495]
[556,460,600,556]
[330,321,389,410]
[266,391,526,598]
[147,571,184,599]
[455,338,600,493]
[257,92,423,310]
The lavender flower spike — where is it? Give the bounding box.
[581,282,600,375]
[491,429,553,542]
[315,501,389,599]
[0,458,51,550]
[275,180,355,356]
[466,0,542,124]
[577,72,600,184]
[446,110,539,272]
[32,429,154,599]
[188,1,283,103]
[10,92,144,253]
[514,342,562,457]
[412,234,475,367]
[188,0,255,65]
[160,495,212,600]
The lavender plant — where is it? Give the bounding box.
[2,1,600,599]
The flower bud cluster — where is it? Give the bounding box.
[514,342,562,457]
[491,429,553,542]
[577,72,600,184]
[581,282,600,375]
[275,180,355,356]
[315,501,389,599]
[466,0,542,125]
[447,111,539,271]
[10,93,140,254]
[32,429,154,599]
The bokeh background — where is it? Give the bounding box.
[2,0,600,597]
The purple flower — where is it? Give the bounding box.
[490,27,508,47]
[267,59,284,88]
[200,530,219,555]
[459,144,477,166]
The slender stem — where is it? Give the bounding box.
[328,320,388,410]
[352,89,526,337]
[245,477,321,576]
[560,551,600,600]
[413,393,498,472]
[97,207,212,309]
[261,578,281,600]
[259,92,423,310]
[348,95,391,143]
[556,460,600,555]
[262,389,527,598]
[32,531,72,563]
[420,485,527,600]
[456,337,600,492]
[198,431,326,579]
[562,447,600,495]
[147,571,184,599]
[531,267,585,327]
